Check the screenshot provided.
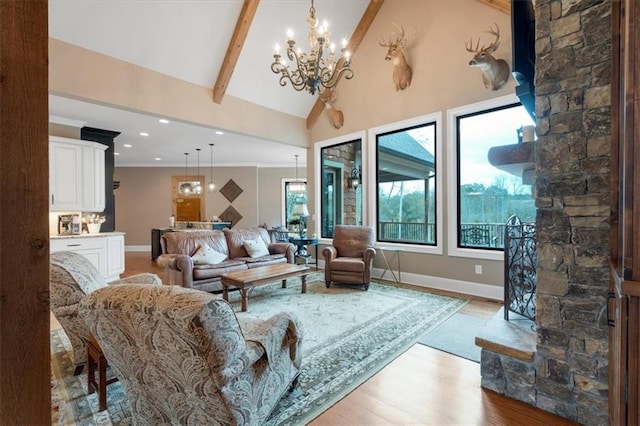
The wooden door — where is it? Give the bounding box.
[176,197,201,221]
[610,0,640,423]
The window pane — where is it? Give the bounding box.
[321,139,362,238]
[457,103,535,249]
[285,181,306,227]
[376,123,437,245]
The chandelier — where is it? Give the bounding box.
[180,152,192,195]
[271,0,353,95]
[208,143,216,192]
[289,154,306,193]
[194,148,203,195]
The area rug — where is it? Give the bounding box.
[51,276,468,425]
[416,312,489,363]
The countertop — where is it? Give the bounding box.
[50,231,126,239]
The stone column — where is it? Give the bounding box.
[534,1,611,424]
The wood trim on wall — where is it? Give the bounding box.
[0,0,50,423]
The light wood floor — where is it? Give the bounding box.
[118,252,576,425]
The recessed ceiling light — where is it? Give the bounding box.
[123,144,132,148]
[139,132,149,137]
[215,130,224,135]
[154,157,161,161]
[114,152,120,156]
[158,119,170,124]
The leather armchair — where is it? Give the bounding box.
[50,251,162,374]
[79,284,302,425]
[322,225,376,290]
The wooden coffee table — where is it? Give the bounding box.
[221,263,311,312]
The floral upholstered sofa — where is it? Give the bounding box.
[79,284,302,425]
[157,227,295,293]
[50,251,162,373]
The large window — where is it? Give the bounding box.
[456,102,535,251]
[376,122,437,245]
[320,139,362,238]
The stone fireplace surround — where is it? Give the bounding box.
[476,2,611,425]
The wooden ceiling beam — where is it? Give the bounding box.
[306,0,385,130]
[476,0,510,15]
[213,0,260,104]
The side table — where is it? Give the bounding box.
[289,237,319,266]
[87,333,118,411]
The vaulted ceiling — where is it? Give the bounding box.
[48,0,509,167]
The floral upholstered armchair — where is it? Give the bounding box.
[50,251,162,373]
[323,225,376,290]
[79,284,302,425]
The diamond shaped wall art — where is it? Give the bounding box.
[219,179,243,203]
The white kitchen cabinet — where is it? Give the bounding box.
[106,235,125,280]
[50,233,125,282]
[49,136,107,212]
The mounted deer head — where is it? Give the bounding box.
[379,24,413,91]
[465,24,510,91]
[319,89,344,129]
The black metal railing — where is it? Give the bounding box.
[377,221,506,247]
[503,215,536,323]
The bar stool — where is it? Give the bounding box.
[87,333,119,411]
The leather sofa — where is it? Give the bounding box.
[157,227,295,293]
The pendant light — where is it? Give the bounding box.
[194,148,202,194]
[208,143,216,192]
[289,154,306,193]
[180,153,192,195]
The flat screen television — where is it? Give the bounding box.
[511,0,536,120]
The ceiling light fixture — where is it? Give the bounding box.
[194,148,202,195]
[123,144,132,148]
[289,154,306,193]
[208,143,216,192]
[139,132,149,137]
[159,119,170,124]
[180,152,192,195]
[271,0,353,95]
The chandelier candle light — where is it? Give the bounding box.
[271,0,353,95]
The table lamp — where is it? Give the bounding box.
[292,202,309,237]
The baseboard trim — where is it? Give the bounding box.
[126,245,151,252]
[371,267,503,301]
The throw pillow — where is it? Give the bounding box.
[243,239,269,258]
[191,243,227,265]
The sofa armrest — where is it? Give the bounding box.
[157,254,195,288]
[245,312,302,368]
[111,273,162,286]
[363,247,377,283]
[322,246,337,262]
[363,247,376,265]
[268,242,296,264]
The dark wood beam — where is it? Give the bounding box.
[0,0,50,424]
[306,0,385,129]
[213,0,260,104]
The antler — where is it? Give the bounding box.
[379,24,406,48]
[465,24,501,53]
